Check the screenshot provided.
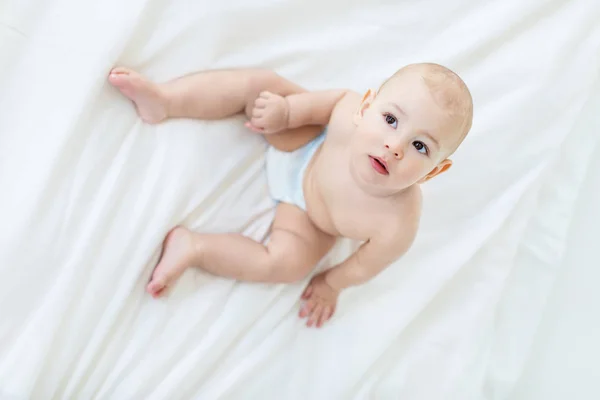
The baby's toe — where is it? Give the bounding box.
[108,73,130,87]
[147,277,167,297]
[110,67,132,75]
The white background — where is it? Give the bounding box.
[0,0,599,398]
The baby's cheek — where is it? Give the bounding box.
[408,157,430,177]
[352,132,372,148]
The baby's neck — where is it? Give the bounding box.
[365,183,418,200]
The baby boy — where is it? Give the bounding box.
[108,63,473,328]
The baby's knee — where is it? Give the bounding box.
[266,253,313,283]
[280,264,312,283]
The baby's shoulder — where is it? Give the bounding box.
[325,90,362,140]
[332,90,363,115]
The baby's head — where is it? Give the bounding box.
[349,62,473,195]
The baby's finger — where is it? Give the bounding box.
[245,121,264,133]
[259,91,272,99]
[307,305,323,327]
[299,300,315,318]
[254,98,267,108]
[253,117,268,129]
[318,306,332,327]
[252,109,263,118]
[301,285,313,300]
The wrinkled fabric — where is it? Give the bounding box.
[0,0,599,398]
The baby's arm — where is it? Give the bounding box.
[299,226,417,328]
[286,90,349,128]
[248,90,349,134]
[325,231,415,291]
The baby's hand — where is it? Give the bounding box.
[244,91,289,134]
[299,272,339,328]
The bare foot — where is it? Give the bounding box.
[108,67,168,124]
[147,226,198,298]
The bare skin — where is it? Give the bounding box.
[108,67,323,152]
[108,65,471,327]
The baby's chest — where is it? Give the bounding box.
[328,192,396,240]
[331,211,374,241]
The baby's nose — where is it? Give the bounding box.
[384,144,403,160]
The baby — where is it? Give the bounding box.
[108,63,473,328]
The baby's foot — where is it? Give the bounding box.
[147,227,197,297]
[108,67,168,124]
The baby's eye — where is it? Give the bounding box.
[384,113,397,128]
[413,141,428,155]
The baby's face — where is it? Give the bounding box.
[349,72,464,195]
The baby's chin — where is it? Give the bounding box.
[385,172,423,187]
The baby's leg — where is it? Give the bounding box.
[147,203,335,297]
[108,67,323,151]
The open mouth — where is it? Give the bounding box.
[369,156,389,175]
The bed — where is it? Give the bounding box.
[1,0,599,398]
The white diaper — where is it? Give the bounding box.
[265,131,326,211]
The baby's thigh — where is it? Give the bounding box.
[268,203,335,281]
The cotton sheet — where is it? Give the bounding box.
[1,0,599,398]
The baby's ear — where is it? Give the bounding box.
[419,159,452,183]
[353,89,375,125]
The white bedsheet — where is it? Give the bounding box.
[1,0,599,398]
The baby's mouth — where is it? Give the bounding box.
[369,156,389,175]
